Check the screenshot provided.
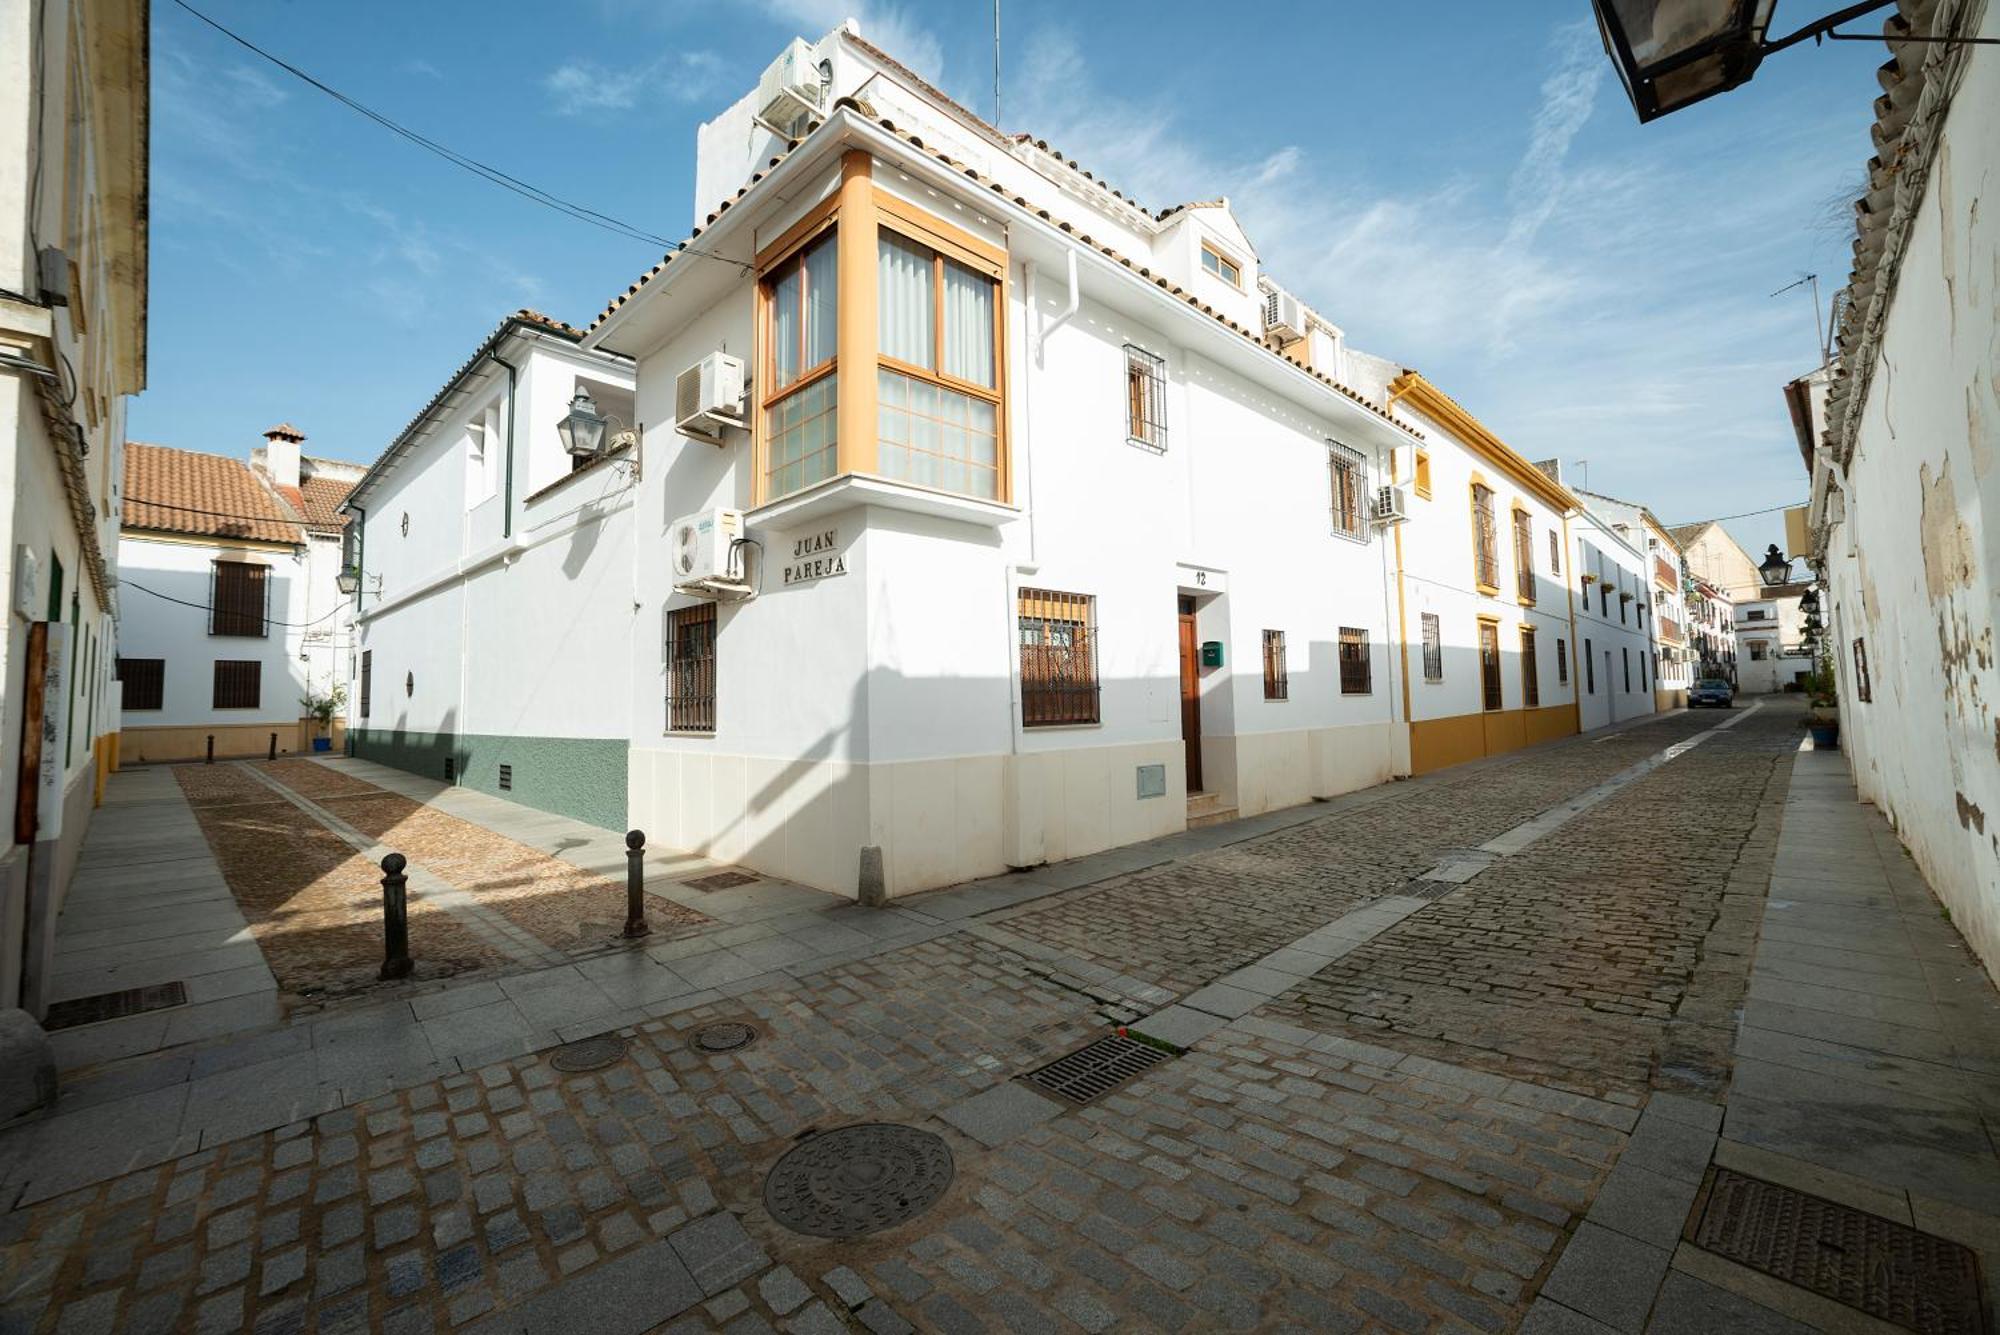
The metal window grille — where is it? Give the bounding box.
[1262,630,1288,700]
[359,650,372,719]
[1852,637,1872,702]
[119,658,164,711]
[1337,627,1371,696]
[1471,485,1499,589]
[1521,627,1540,708]
[1585,637,1595,693]
[1328,442,1366,541]
[668,602,718,733]
[1514,510,1535,602]
[1420,614,1443,682]
[1479,622,1503,710]
[212,659,261,709]
[1124,345,1167,450]
[498,763,512,791]
[1548,529,1560,576]
[1557,638,1569,684]
[1623,646,1632,692]
[209,561,270,638]
[1019,588,1099,726]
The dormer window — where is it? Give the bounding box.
[1200,242,1242,288]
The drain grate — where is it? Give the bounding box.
[691,1021,760,1054]
[1019,1034,1171,1106]
[1693,1169,1985,1335]
[764,1123,954,1238]
[686,870,758,891]
[549,1035,629,1072]
[44,982,188,1031]
[1402,878,1459,901]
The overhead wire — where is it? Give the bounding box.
[1668,500,1808,525]
[121,579,350,629]
[166,0,755,272]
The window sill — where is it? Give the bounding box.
[1021,721,1102,732]
[750,472,1018,531]
[1126,435,1166,455]
[665,730,716,738]
[1474,583,1501,598]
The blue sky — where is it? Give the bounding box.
[135,0,1887,562]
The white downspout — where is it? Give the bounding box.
[1019,248,1077,576]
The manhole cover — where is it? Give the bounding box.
[44,981,188,1030]
[764,1123,954,1238]
[1693,1169,1985,1335]
[1019,1034,1170,1106]
[686,870,759,891]
[549,1035,629,1072]
[691,1021,760,1053]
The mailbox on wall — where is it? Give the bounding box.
[1200,640,1224,668]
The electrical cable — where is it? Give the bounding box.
[166,0,755,272]
[121,578,349,629]
[124,495,340,529]
[1667,500,1807,525]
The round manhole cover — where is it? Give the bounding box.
[548,1035,629,1072]
[764,1123,955,1239]
[691,1021,760,1054]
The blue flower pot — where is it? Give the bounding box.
[312,737,332,753]
[1808,723,1840,749]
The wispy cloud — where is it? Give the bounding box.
[753,0,946,83]
[544,49,726,116]
[400,58,444,81]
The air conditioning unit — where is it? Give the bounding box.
[670,508,746,590]
[1263,288,1306,342]
[1372,484,1410,525]
[754,38,824,135]
[675,352,746,444]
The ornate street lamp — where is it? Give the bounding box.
[336,566,360,596]
[1592,0,1991,123]
[1758,544,1796,587]
[555,388,610,460]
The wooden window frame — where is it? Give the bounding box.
[1199,240,1242,288]
[1125,345,1167,450]
[1328,442,1367,542]
[1556,637,1569,685]
[1262,630,1288,701]
[1478,618,1503,711]
[119,658,164,711]
[1512,507,1536,603]
[1413,450,1432,500]
[212,659,261,710]
[209,560,270,638]
[1520,626,1540,708]
[667,602,719,734]
[1548,528,1561,577]
[1337,627,1372,696]
[1470,483,1499,594]
[1420,613,1443,682]
[756,222,840,503]
[1019,588,1099,727]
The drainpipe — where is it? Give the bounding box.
[489,349,520,539]
[1019,249,1077,576]
[348,503,366,612]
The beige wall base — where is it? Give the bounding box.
[117,718,345,766]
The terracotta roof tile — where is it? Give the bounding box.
[296,472,355,534]
[263,422,306,441]
[123,442,303,545]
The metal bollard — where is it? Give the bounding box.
[205,735,214,765]
[268,733,277,761]
[378,852,414,980]
[622,829,651,939]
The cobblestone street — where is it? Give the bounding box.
[4,702,1998,1334]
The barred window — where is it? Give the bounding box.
[1421,613,1443,682]
[1623,646,1632,692]
[1521,627,1540,708]
[1329,442,1366,541]
[1338,627,1371,695]
[667,603,718,733]
[359,650,372,720]
[1020,588,1099,726]
[212,660,261,709]
[1556,637,1569,685]
[1513,510,1535,602]
[1548,529,1561,577]
[1585,637,1595,693]
[1852,637,1871,702]
[1479,620,1503,711]
[1471,484,1498,590]
[1262,630,1288,700]
[209,561,269,637]
[119,658,164,711]
[1124,345,1167,450]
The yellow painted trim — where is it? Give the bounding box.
[1413,448,1432,499]
[1390,450,1413,733]
[1409,703,1578,775]
[875,191,1006,277]
[834,151,879,481]
[1389,371,1579,513]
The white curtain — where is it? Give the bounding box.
[771,265,801,387]
[941,259,994,387]
[803,236,837,370]
[878,232,933,368]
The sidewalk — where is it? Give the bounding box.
[1526,740,2000,1332]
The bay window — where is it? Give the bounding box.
[762,231,839,501]
[876,228,1002,500]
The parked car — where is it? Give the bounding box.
[1689,678,1735,708]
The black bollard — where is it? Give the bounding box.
[268,733,277,761]
[378,852,413,980]
[205,735,214,765]
[622,829,650,939]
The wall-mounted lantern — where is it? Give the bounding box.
[556,388,610,459]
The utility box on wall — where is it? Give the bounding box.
[1201,641,1224,668]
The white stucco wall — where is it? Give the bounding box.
[1571,511,1658,731]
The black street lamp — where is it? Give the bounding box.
[555,388,610,460]
[1758,544,1796,587]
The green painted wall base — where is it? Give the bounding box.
[350,729,628,832]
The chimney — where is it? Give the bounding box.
[1531,457,1563,486]
[260,423,304,490]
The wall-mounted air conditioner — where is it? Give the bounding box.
[1263,288,1306,342]
[670,508,747,592]
[1372,484,1410,526]
[676,352,746,444]
[754,39,825,136]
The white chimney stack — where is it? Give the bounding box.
[260,423,304,490]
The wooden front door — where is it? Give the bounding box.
[1178,597,1203,793]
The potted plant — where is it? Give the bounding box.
[1799,656,1839,748]
[300,683,347,753]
